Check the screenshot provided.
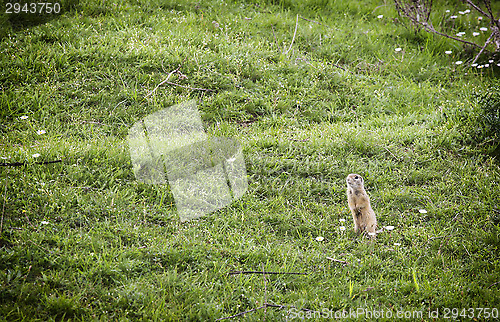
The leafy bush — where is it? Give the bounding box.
[449,83,500,157]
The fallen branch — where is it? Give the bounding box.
[228,270,307,275]
[326,257,349,265]
[488,281,500,288]
[145,65,181,98]
[0,160,62,167]
[394,0,500,57]
[284,14,299,55]
[298,15,325,27]
[471,31,495,65]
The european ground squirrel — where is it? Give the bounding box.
[346,173,377,236]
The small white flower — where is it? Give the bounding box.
[394,243,401,246]
[456,32,465,37]
[473,32,480,36]
[20,115,28,120]
[480,27,488,31]
[445,50,452,54]
[455,61,463,65]
[445,10,450,13]
[464,9,470,14]
[368,232,376,237]
[450,15,458,19]
[478,65,484,69]
[459,11,465,15]
[315,236,324,242]
[384,226,395,231]
[32,153,41,158]
[497,63,500,67]
[40,221,49,225]
[471,63,478,67]
[377,15,383,19]
[339,226,346,231]
[37,130,46,135]
[395,47,402,52]
[418,209,428,214]
[489,60,494,63]
[339,218,346,222]
[485,64,490,68]
[478,16,483,20]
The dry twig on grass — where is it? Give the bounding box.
[0,160,62,167]
[326,257,349,265]
[228,270,308,275]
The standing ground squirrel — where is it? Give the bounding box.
[346,173,377,236]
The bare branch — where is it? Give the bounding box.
[1,160,62,167]
[394,0,500,55]
[228,270,307,275]
[326,257,349,265]
[284,14,299,54]
[463,0,488,17]
[471,31,495,65]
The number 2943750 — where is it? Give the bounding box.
[5,3,61,14]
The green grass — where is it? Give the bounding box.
[1,0,500,320]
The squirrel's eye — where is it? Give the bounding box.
[354,176,358,180]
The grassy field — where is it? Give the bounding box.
[1,0,500,320]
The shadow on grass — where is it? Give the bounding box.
[0,0,79,38]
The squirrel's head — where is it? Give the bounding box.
[346,173,364,189]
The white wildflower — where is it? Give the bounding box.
[480,27,488,31]
[32,153,41,158]
[473,32,480,36]
[394,243,401,246]
[37,130,46,135]
[384,226,395,231]
[41,221,49,225]
[418,209,428,214]
[450,15,458,19]
[445,50,452,54]
[339,226,346,231]
[455,61,463,65]
[315,236,324,242]
[395,47,402,52]
[20,115,28,120]
[377,15,383,19]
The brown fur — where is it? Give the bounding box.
[346,173,377,237]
